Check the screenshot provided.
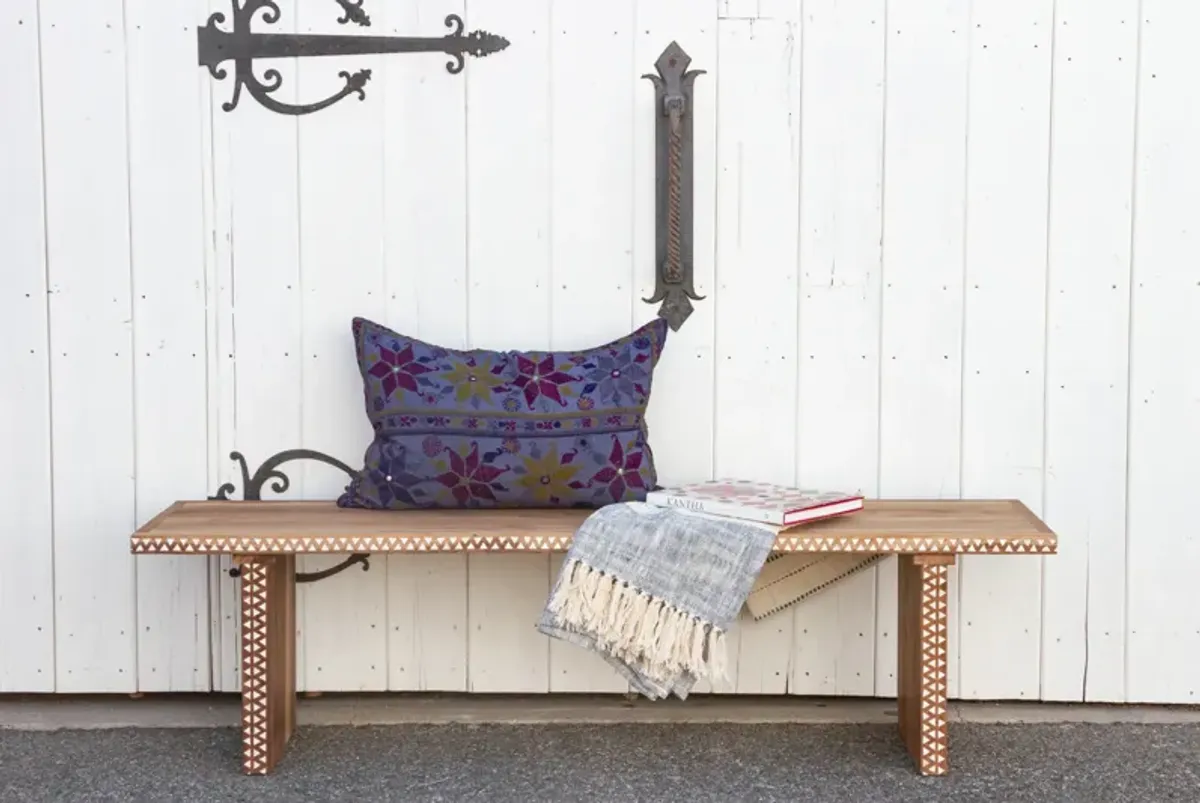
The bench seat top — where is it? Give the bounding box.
[130,499,1056,556]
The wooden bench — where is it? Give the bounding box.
[130,496,1055,777]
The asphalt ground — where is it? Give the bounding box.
[2,721,1198,803]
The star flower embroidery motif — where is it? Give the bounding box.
[434,442,508,505]
[585,435,645,501]
[367,343,434,398]
[512,354,577,408]
[515,443,582,504]
[582,349,650,405]
[368,447,426,507]
[442,355,509,408]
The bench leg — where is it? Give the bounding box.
[896,554,953,776]
[238,555,297,775]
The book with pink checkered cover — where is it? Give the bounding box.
[645,479,864,527]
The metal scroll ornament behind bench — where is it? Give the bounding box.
[212,449,370,584]
[199,0,510,116]
[642,42,706,332]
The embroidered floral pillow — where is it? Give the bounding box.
[337,316,670,510]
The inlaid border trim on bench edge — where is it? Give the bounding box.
[131,533,1058,555]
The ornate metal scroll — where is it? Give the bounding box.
[199,1,510,116]
[642,41,706,332]
[212,449,371,584]
[333,0,370,27]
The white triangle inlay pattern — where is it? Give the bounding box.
[916,563,950,776]
[239,561,271,775]
[131,532,1056,557]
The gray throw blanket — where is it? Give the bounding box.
[536,501,777,700]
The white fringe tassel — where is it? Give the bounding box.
[546,557,729,686]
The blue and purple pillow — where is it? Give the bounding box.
[337,316,670,510]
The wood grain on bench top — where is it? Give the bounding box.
[130,499,1056,555]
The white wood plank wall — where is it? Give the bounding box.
[1,0,1195,704]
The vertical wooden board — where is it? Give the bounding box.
[543,0,637,694]
[792,0,885,699]
[201,2,238,690]
[957,0,1053,702]
[548,0,635,346]
[294,2,388,693]
[201,20,236,689]
[388,555,467,691]
[793,592,838,694]
[210,558,239,693]
[873,556,897,696]
[877,2,970,498]
[465,0,551,352]
[125,0,212,693]
[0,2,55,692]
[379,0,468,350]
[832,570,878,696]
[464,0,552,692]
[202,47,237,694]
[380,0,469,694]
[206,0,305,692]
[1041,0,1137,704]
[947,561,961,699]
[208,203,240,693]
[300,564,387,691]
[877,0,971,701]
[792,576,878,697]
[734,607,793,695]
[467,554,549,693]
[1126,1,1200,705]
[211,508,240,690]
[713,18,799,488]
[712,17,801,696]
[634,1,718,488]
[214,0,302,497]
[40,0,137,692]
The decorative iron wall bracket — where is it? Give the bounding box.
[211,449,370,585]
[199,0,510,116]
[209,448,356,502]
[642,41,706,332]
[227,554,370,583]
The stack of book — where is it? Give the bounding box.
[645,479,881,620]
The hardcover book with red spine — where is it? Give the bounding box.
[645,479,864,527]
